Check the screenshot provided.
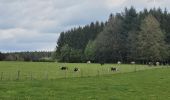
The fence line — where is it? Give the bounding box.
[0,65,169,81]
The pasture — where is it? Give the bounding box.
[0,67,169,100]
[0,61,166,80]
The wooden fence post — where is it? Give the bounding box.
[134,65,137,72]
[45,71,48,80]
[17,70,20,80]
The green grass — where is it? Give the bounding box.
[0,61,170,100]
[0,61,165,80]
[0,68,170,100]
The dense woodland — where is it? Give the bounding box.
[56,7,170,64]
[0,51,53,62]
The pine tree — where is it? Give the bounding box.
[137,14,168,62]
[94,14,123,63]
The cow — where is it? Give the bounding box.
[111,67,117,71]
[131,61,135,64]
[148,62,153,66]
[117,61,121,65]
[100,62,105,66]
[74,67,79,72]
[156,62,160,66]
[87,61,91,64]
[60,66,68,70]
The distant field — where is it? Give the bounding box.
[0,68,170,100]
[0,61,166,80]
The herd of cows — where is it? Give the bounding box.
[59,62,118,72]
[60,66,80,72]
[59,66,117,72]
[59,61,167,73]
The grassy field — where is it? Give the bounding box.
[0,61,170,100]
[0,61,166,80]
[0,68,169,100]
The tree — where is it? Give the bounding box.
[122,7,139,62]
[59,44,71,62]
[70,49,83,63]
[55,7,170,63]
[84,40,96,61]
[127,31,138,61]
[56,32,65,55]
[0,52,5,61]
[55,21,105,62]
[137,14,168,62]
[94,14,123,63]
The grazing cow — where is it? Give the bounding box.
[156,62,160,66]
[60,66,68,70]
[148,62,153,66]
[87,61,91,64]
[117,61,121,64]
[74,67,79,72]
[111,67,117,71]
[131,61,135,64]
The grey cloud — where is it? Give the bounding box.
[0,0,169,52]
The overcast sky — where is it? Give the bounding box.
[0,0,169,52]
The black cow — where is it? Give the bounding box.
[100,62,105,66]
[74,67,79,72]
[111,67,117,71]
[60,66,68,70]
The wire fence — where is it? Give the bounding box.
[0,65,169,81]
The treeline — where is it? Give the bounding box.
[56,7,170,64]
[55,21,105,62]
[0,51,54,62]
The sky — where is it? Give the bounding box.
[0,0,170,52]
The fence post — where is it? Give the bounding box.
[17,70,20,80]
[134,65,137,72]
[45,71,48,80]
[1,72,3,80]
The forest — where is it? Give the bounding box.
[55,7,170,64]
[0,51,53,62]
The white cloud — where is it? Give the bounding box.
[0,28,59,52]
[105,0,126,8]
[0,0,169,52]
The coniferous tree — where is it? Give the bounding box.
[137,14,168,62]
[94,14,123,63]
[123,7,139,61]
[55,7,170,63]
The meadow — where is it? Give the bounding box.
[0,67,169,100]
[0,61,170,100]
[0,61,165,80]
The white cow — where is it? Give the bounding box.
[117,61,121,64]
[87,61,91,64]
[156,62,160,66]
[131,61,135,64]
